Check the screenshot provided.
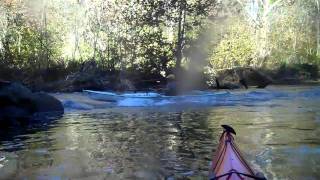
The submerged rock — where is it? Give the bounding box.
[0,82,64,127]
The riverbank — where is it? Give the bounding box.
[0,60,319,93]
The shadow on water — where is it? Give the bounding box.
[0,113,63,149]
[0,108,220,179]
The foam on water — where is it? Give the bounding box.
[62,86,320,108]
[62,100,94,110]
[117,98,157,107]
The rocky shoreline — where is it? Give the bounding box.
[0,61,318,127]
[1,60,318,93]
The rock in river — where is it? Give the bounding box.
[215,67,272,89]
[0,82,64,127]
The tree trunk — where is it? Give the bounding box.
[73,18,78,60]
[175,0,185,70]
[317,18,320,56]
[316,1,320,56]
[257,1,272,67]
[43,5,49,69]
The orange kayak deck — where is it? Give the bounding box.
[210,125,266,180]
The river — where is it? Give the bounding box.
[0,85,320,179]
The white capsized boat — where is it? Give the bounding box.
[83,90,163,101]
[83,90,230,102]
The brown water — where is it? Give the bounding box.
[1,86,320,179]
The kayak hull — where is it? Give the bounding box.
[210,125,266,180]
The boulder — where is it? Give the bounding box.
[31,92,64,113]
[0,82,64,126]
[61,60,110,92]
[0,82,33,101]
[68,72,109,91]
[215,67,272,89]
[0,106,31,125]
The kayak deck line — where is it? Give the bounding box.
[211,171,267,180]
[210,125,267,180]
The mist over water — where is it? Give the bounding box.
[0,85,320,179]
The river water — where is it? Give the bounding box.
[1,86,320,179]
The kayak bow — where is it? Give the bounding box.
[210,125,266,180]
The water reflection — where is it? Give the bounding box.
[0,94,320,179]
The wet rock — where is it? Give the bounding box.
[31,92,64,112]
[215,67,272,89]
[0,82,33,101]
[0,82,64,127]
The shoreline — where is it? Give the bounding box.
[48,80,320,94]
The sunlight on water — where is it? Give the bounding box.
[0,86,320,179]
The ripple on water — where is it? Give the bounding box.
[1,86,320,179]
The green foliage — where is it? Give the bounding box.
[0,0,319,83]
[0,0,217,74]
[0,2,63,70]
[266,0,318,68]
[209,21,256,70]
